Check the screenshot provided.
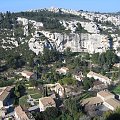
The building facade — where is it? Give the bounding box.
[87,71,111,85]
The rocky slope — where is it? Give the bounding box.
[0,8,120,56]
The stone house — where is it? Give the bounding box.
[21,70,37,80]
[56,67,69,75]
[82,90,120,111]
[87,71,111,85]
[39,97,56,112]
[15,105,35,120]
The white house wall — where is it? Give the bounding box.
[0,101,3,109]
[103,102,114,111]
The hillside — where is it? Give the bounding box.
[0,7,120,60]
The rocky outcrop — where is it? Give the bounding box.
[1,8,120,56]
[28,30,111,55]
[48,7,120,26]
[28,37,55,55]
[17,17,29,36]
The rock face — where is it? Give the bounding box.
[60,20,100,33]
[48,7,120,26]
[1,8,120,56]
[28,29,120,56]
[33,31,110,54]
[28,37,55,55]
[17,17,29,36]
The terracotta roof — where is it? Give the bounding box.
[39,97,55,107]
[0,91,9,101]
[15,106,29,120]
[81,97,103,106]
[22,70,34,76]
[97,91,114,98]
[105,98,120,110]
[0,86,13,101]
[88,71,111,81]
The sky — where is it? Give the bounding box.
[0,0,120,13]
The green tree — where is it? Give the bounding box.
[43,86,48,97]
[105,107,120,120]
[91,53,99,64]
[63,98,81,120]
[43,107,58,120]
[82,77,94,90]
[59,77,76,85]
[29,79,37,88]
[76,23,87,33]
[13,98,19,107]
[14,82,26,97]
[98,52,106,66]
[64,47,72,58]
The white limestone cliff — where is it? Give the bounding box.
[1,9,120,56]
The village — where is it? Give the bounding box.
[0,51,120,120]
[0,3,120,119]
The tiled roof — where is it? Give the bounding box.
[81,97,103,105]
[15,106,29,120]
[88,71,111,81]
[105,98,120,109]
[39,97,55,107]
[0,86,13,101]
[97,91,114,98]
